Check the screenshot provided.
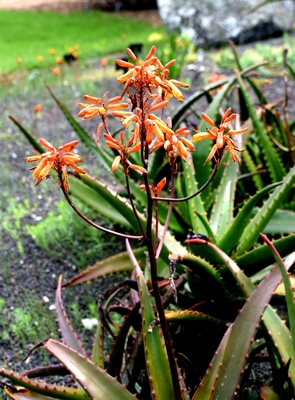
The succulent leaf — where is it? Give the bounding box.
[55,275,86,355]
[209,154,239,240]
[218,182,281,254]
[45,340,136,400]
[181,157,209,234]
[207,243,295,388]
[263,209,295,234]
[165,309,226,326]
[9,116,45,154]
[181,253,228,301]
[194,256,286,399]
[126,241,175,399]
[91,319,104,369]
[4,388,55,399]
[236,234,295,275]
[0,368,90,400]
[242,149,264,191]
[63,248,146,286]
[234,165,295,257]
[237,74,286,183]
[261,234,295,354]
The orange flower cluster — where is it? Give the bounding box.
[77,46,195,172]
[26,138,86,191]
[192,108,247,164]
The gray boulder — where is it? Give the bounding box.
[157,0,295,47]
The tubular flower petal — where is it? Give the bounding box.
[26,139,86,191]
[128,164,147,174]
[192,109,247,164]
[112,155,121,172]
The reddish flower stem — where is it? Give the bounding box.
[152,159,220,202]
[58,171,143,240]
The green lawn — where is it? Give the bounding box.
[0,10,166,73]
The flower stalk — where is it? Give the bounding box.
[25,45,247,400]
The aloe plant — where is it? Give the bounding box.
[2,45,295,400]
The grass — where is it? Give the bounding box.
[0,10,166,73]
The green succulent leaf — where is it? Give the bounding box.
[234,165,295,257]
[236,74,286,183]
[0,368,90,400]
[63,248,145,287]
[236,234,295,276]
[181,157,209,234]
[261,234,295,354]
[9,116,44,154]
[107,303,140,378]
[4,387,58,400]
[194,255,284,399]
[263,209,295,234]
[55,275,86,355]
[242,149,264,191]
[165,309,226,326]
[218,182,281,254]
[260,384,281,400]
[205,243,295,388]
[181,253,228,301]
[192,324,233,400]
[45,339,136,400]
[126,241,175,399]
[91,319,104,369]
[209,155,239,240]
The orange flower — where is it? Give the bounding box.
[104,132,144,174]
[192,108,247,164]
[150,125,195,162]
[140,177,167,196]
[25,138,86,191]
[56,57,63,65]
[208,73,227,93]
[77,92,129,121]
[49,48,56,55]
[34,104,42,114]
[53,67,60,75]
[37,55,44,62]
[116,46,188,101]
[17,57,22,64]
[101,57,108,68]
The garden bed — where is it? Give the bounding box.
[1,5,295,394]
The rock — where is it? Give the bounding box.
[157,0,295,48]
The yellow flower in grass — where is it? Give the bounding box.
[192,108,247,164]
[25,138,86,191]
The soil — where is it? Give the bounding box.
[1,0,295,394]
